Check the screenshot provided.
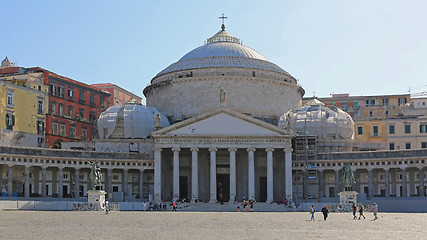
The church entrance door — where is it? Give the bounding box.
[217,174,230,202]
[179,176,188,201]
[259,177,267,202]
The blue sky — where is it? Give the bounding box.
[1,0,427,102]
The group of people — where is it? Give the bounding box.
[237,198,255,212]
[309,203,379,221]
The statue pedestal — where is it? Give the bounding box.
[87,190,107,211]
[338,191,358,211]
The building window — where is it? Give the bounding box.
[5,112,15,130]
[60,124,66,136]
[369,111,373,117]
[100,97,105,109]
[422,142,427,149]
[68,105,73,117]
[70,126,76,138]
[79,108,84,120]
[58,85,64,98]
[357,126,363,135]
[89,111,96,124]
[420,124,427,133]
[52,122,58,135]
[50,102,56,115]
[58,103,64,116]
[50,84,56,96]
[366,99,375,107]
[68,88,74,100]
[382,98,389,106]
[405,143,411,149]
[385,110,389,116]
[389,143,395,150]
[405,124,411,134]
[398,97,407,106]
[90,94,95,107]
[37,137,44,147]
[37,98,44,114]
[354,111,359,117]
[373,126,379,137]
[81,127,87,140]
[79,90,85,104]
[6,89,14,108]
[37,120,44,135]
[389,125,395,134]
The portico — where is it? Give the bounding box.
[152,108,293,203]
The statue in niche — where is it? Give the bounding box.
[220,88,226,106]
[154,112,162,130]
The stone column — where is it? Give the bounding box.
[41,167,47,198]
[190,147,199,203]
[123,169,128,197]
[318,169,325,198]
[209,147,217,202]
[154,147,162,202]
[139,169,144,200]
[228,148,237,202]
[384,167,390,197]
[172,147,180,201]
[419,167,424,197]
[302,169,308,199]
[7,165,13,197]
[74,168,80,198]
[266,148,274,203]
[58,167,64,198]
[107,168,113,194]
[401,167,407,197]
[247,148,256,201]
[368,168,374,199]
[24,166,30,198]
[334,168,340,197]
[284,148,293,200]
[390,169,396,196]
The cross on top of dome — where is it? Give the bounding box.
[219,13,227,31]
[206,14,241,45]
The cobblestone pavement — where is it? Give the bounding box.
[0,211,425,240]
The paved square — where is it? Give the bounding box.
[0,211,425,240]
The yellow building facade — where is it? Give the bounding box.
[0,72,49,147]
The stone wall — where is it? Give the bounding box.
[145,67,304,121]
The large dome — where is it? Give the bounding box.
[155,30,289,77]
[97,100,170,139]
[279,99,354,139]
[144,25,304,122]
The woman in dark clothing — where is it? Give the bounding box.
[358,203,365,219]
[321,205,329,220]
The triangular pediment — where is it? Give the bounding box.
[152,108,291,137]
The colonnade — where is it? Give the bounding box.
[154,146,293,203]
[1,164,148,199]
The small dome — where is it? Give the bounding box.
[279,99,354,139]
[97,103,169,139]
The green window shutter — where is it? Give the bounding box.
[12,115,15,126]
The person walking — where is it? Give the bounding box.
[358,203,365,219]
[352,203,357,220]
[143,201,147,211]
[372,203,378,220]
[321,205,329,220]
[237,202,240,212]
[310,205,315,220]
[105,200,110,214]
[172,201,177,212]
[250,200,254,212]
